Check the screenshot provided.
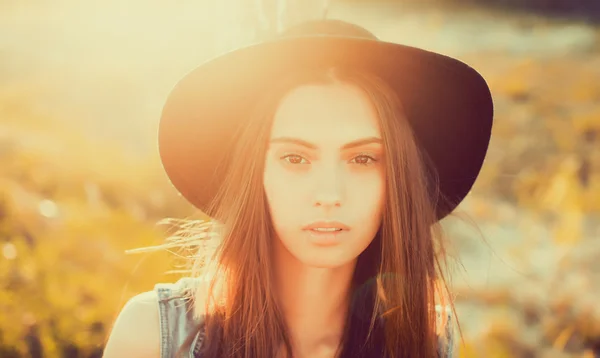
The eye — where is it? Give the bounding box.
[350,154,377,166]
[281,154,310,165]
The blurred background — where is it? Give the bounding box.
[1,0,599,357]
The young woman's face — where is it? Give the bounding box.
[263,82,385,268]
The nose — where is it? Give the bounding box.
[313,165,344,208]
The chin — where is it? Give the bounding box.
[297,251,357,269]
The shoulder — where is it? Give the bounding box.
[103,290,161,358]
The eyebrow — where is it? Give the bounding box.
[269,136,382,150]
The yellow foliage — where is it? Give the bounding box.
[0,105,188,355]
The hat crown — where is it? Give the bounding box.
[280,19,378,40]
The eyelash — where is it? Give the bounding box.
[280,153,378,166]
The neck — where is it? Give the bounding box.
[273,242,356,358]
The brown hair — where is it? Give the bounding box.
[173,67,457,357]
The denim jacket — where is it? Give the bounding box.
[155,277,457,358]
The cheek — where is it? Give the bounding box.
[349,173,385,222]
[347,166,385,200]
[263,159,299,224]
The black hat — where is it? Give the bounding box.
[158,19,494,220]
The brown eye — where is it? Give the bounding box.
[351,155,376,166]
[282,154,309,164]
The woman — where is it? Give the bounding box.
[103,19,493,358]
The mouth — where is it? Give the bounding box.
[302,221,349,246]
[302,221,351,232]
[309,227,343,232]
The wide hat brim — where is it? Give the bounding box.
[159,21,494,220]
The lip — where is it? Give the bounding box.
[302,221,351,231]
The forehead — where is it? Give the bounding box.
[270,82,382,144]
